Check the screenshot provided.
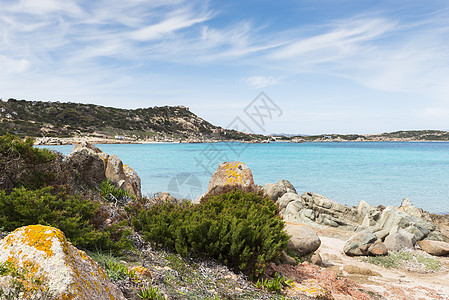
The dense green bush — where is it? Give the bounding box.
[0,133,55,164]
[131,186,289,277]
[0,134,59,190]
[0,186,132,253]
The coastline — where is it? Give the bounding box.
[33,136,449,146]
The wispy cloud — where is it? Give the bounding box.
[241,76,281,89]
[1,0,449,133]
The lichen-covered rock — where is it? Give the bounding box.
[207,162,254,193]
[0,225,125,300]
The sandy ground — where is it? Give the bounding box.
[313,228,449,299]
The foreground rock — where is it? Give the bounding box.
[206,161,254,193]
[70,141,142,199]
[0,225,124,299]
[286,224,321,256]
[417,240,449,256]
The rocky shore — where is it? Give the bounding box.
[1,142,448,299]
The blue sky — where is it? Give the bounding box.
[1,0,449,134]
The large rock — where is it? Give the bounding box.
[70,142,142,199]
[0,225,125,299]
[417,240,449,256]
[384,229,415,252]
[66,149,106,187]
[343,230,378,256]
[286,224,321,255]
[263,179,297,202]
[207,162,254,193]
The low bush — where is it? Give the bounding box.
[0,134,59,190]
[0,186,132,253]
[0,134,56,164]
[363,249,442,272]
[131,186,289,277]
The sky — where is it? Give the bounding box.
[1,0,449,134]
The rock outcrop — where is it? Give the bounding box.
[206,161,254,193]
[70,141,142,199]
[263,179,297,202]
[0,225,125,299]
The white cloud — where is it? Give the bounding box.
[0,55,31,74]
[128,10,211,41]
[242,76,281,89]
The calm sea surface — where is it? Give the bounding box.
[41,142,449,214]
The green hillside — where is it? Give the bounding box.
[0,99,262,141]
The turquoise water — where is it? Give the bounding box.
[41,142,449,213]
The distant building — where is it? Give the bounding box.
[0,107,5,112]
[114,135,125,140]
[5,113,12,118]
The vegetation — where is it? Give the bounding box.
[100,179,133,203]
[0,98,267,141]
[291,130,449,142]
[0,186,132,253]
[0,134,60,190]
[363,249,442,272]
[137,286,165,300]
[130,186,289,278]
[254,273,293,293]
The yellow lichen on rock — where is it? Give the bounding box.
[0,225,125,300]
[206,161,255,194]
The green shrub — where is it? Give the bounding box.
[0,134,56,164]
[0,134,58,190]
[0,186,132,253]
[131,186,289,277]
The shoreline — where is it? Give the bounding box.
[33,136,449,146]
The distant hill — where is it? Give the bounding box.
[0,98,264,141]
[290,130,449,142]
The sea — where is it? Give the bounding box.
[40,142,449,214]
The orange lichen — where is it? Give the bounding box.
[224,162,244,185]
[131,266,152,278]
